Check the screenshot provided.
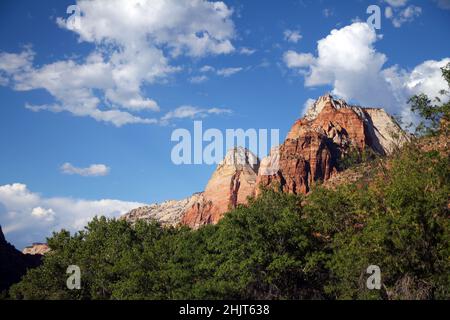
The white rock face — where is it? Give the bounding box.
[258,146,280,176]
[203,147,259,212]
[122,193,204,226]
[304,94,410,155]
[362,108,411,154]
[219,146,260,172]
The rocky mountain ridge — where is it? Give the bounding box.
[122,94,410,228]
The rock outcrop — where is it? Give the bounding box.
[257,94,409,195]
[257,131,335,194]
[0,226,42,293]
[22,243,50,256]
[182,147,260,228]
[122,193,204,226]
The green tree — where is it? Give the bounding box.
[327,145,449,299]
[192,189,330,299]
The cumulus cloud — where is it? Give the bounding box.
[60,163,110,177]
[31,207,55,222]
[0,0,236,126]
[0,183,146,249]
[283,30,302,43]
[283,51,315,68]
[57,0,235,58]
[161,105,231,123]
[283,22,450,125]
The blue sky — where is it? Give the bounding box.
[0,0,449,248]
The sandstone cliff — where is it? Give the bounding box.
[257,94,409,194]
[182,147,260,228]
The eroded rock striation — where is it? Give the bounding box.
[257,94,409,194]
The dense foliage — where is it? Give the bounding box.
[8,140,449,300]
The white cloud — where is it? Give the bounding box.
[283,22,450,125]
[31,207,55,222]
[283,51,315,68]
[57,0,235,58]
[383,58,450,100]
[197,65,243,78]
[0,0,236,126]
[283,30,303,43]
[200,65,216,73]
[216,67,243,77]
[384,4,422,28]
[0,48,34,77]
[190,64,244,84]
[60,163,110,177]
[0,183,146,249]
[384,0,408,7]
[189,75,209,84]
[239,47,256,55]
[161,105,231,123]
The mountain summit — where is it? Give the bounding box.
[124,147,260,228]
[182,147,260,228]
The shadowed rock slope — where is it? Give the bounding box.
[0,226,43,293]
